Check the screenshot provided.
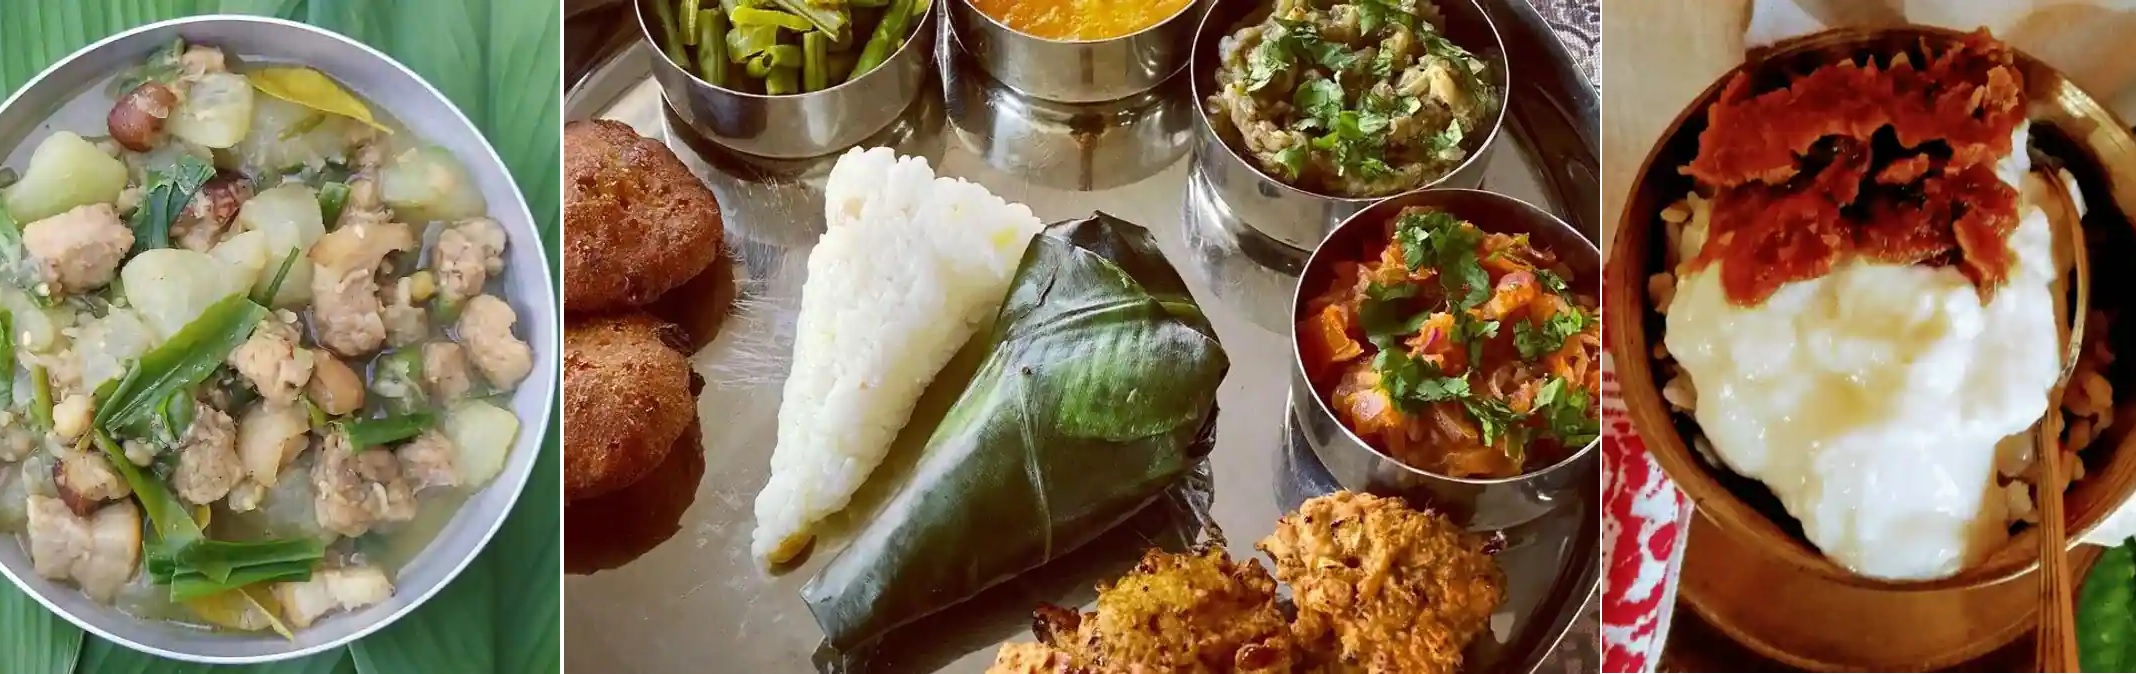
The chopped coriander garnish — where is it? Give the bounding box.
[1394,210,1489,309]
[1535,268,1569,294]
[1533,376,1600,447]
[1453,311,1499,367]
[1514,307,1590,361]
[1357,282,1426,350]
[1271,146,1310,179]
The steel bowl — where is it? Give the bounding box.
[636,0,937,159]
[941,17,1194,190]
[0,15,557,663]
[944,0,1208,103]
[1289,189,1596,531]
[1188,0,1508,252]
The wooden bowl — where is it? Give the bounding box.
[1603,24,2136,592]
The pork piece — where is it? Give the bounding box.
[52,449,131,516]
[380,274,428,348]
[22,204,133,296]
[228,312,316,406]
[26,496,140,602]
[398,429,460,491]
[435,217,507,306]
[171,173,252,252]
[312,431,417,537]
[236,401,309,489]
[51,393,92,443]
[458,294,532,391]
[422,341,474,401]
[178,45,227,79]
[173,403,242,505]
[272,564,394,629]
[1257,492,1505,674]
[309,218,418,357]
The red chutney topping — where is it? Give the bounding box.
[1681,31,2028,306]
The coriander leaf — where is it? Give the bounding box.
[1357,282,1424,349]
[1293,78,1345,124]
[1414,372,1470,402]
[1463,396,1525,450]
[1453,311,1498,367]
[1394,210,1489,308]
[1536,376,1599,447]
[1247,38,1293,92]
[1371,48,1397,77]
[1514,307,1591,361]
[1271,146,1310,179]
[1535,268,1569,294]
[1428,119,1466,153]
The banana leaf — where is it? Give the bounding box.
[800,212,1230,651]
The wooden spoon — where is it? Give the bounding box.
[2035,162,2089,673]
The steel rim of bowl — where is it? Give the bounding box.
[0,14,555,663]
[1185,0,1510,207]
[1607,24,2120,594]
[1287,188,1600,489]
[631,0,929,99]
[953,0,1202,46]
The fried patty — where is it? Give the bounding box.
[563,312,698,502]
[1258,492,1505,674]
[565,417,705,574]
[564,119,724,313]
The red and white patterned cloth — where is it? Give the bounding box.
[1600,353,1694,673]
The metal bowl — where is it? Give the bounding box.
[1289,189,1596,531]
[0,15,557,663]
[941,18,1194,190]
[636,0,938,159]
[944,0,1208,103]
[1187,0,1508,252]
[1604,25,2131,593]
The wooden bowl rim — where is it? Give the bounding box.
[1604,24,2136,593]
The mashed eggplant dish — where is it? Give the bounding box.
[1298,207,1599,479]
[0,40,530,634]
[1207,0,1496,198]
[1648,31,2100,581]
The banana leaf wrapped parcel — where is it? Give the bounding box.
[801,212,1230,651]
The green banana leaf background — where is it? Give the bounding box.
[0,1,561,673]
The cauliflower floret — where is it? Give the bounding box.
[457,294,531,392]
[272,564,394,629]
[312,432,417,537]
[23,204,133,297]
[228,312,316,405]
[172,403,241,505]
[26,496,140,602]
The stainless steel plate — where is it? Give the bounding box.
[562,2,1599,670]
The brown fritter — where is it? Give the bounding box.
[1257,493,1505,674]
[1019,548,1298,674]
[563,312,697,502]
[985,642,1078,674]
[564,417,705,574]
[564,119,724,313]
